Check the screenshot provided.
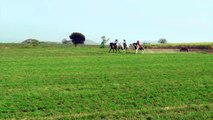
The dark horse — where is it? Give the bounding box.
[109,43,118,53]
[180,47,189,52]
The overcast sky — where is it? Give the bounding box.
[0,0,212,43]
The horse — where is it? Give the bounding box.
[180,47,189,52]
[109,42,118,53]
[109,42,127,53]
[133,43,144,54]
[118,42,129,53]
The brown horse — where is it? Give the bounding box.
[180,47,189,52]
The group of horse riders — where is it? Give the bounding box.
[109,39,144,54]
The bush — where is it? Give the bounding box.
[22,39,40,47]
[62,39,71,44]
[158,38,167,44]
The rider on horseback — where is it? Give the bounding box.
[114,39,118,48]
[123,39,127,49]
[137,40,143,50]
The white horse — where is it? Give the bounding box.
[117,42,129,53]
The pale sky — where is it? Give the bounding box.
[0,0,212,43]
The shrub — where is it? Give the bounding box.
[62,39,71,44]
[158,38,167,44]
[22,39,40,47]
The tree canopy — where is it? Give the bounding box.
[69,32,85,47]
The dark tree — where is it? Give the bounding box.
[69,32,85,47]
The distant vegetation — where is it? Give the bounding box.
[69,32,86,47]
[144,42,213,49]
[1,41,213,50]
[158,38,167,44]
[22,38,40,47]
[62,38,71,44]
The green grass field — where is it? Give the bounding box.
[0,45,212,119]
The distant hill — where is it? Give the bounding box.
[84,39,98,45]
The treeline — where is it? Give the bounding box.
[0,42,99,49]
[0,42,60,49]
[144,43,213,49]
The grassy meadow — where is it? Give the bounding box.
[0,44,213,119]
